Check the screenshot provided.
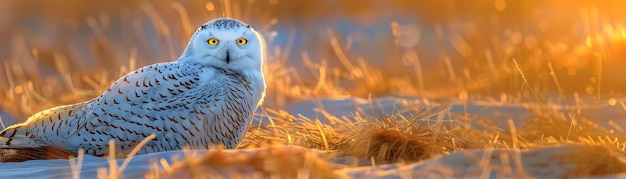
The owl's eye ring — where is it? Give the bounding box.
[236,38,248,45]
[207,38,219,46]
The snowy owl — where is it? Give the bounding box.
[0,18,266,157]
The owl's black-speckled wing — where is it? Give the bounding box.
[1,62,225,156]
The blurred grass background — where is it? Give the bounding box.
[1,0,626,123]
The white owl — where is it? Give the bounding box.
[0,18,266,157]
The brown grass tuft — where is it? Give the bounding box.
[147,144,340,179]
[567,145,626,177]
[339,106,492,164]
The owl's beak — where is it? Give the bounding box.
[225,50,231,64]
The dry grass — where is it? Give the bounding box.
[2,0,626,178]
[146,144,340,179]
[339,112,490,164]
[564,145,626,177]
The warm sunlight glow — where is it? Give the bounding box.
[2,0,626,178]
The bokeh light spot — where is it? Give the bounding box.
[205,2,215,11]
[495,0,506,11]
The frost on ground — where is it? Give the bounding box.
[338,144,626,178]
[1,96,626,178]
[1,143,625,178]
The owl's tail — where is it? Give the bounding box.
[0,136,45,148]
[0,134,75,162]
[0,126,45,149]
[0,144,75,162]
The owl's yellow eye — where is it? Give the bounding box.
[207,38,219,46]
[236,38,248,45]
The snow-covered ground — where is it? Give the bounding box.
[2,143,625,179]
[337,144,626,178]
[1,96,625,178]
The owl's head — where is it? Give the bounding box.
[178,18,265,72]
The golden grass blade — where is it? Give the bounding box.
[117,133,157,175]
[69,149,85,179]
[512,58,541,104]
[108,140,118,179]
[0,116,5,129]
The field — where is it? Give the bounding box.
[2,0,626,178]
